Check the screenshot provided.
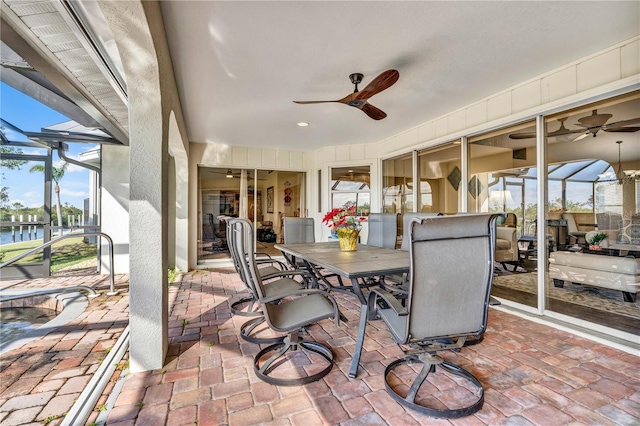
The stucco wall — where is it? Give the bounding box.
[100,144,130,274]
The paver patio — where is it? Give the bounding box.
[1,268,639,425]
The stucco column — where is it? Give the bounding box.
[99,0,169,372]
[100,145,130,274]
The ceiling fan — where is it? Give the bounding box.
[210,170,266,180]
[508,110,640,140]
[293,69,399,120]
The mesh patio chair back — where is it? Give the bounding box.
[366,213,398,249]
[283,217,315,244]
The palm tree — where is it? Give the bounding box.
[30,162,68,230]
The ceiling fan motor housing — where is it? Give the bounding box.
[349,73,364,85]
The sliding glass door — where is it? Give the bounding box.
[198,167,305,262]
[468,121,538,309]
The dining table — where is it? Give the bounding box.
[274,241,410,378]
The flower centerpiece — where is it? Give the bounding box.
[587,232,607,251]
[323,205,367,251]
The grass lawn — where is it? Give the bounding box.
[0,234,98,272]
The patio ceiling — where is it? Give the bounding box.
[1,1,639,152]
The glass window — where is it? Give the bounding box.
[417,142,461,215]
[565,181,593,212]
[595,182,623,214]
[468,121,537,309]
[382,154,412,215]
[330,166,370,215]
[545,90,640,337]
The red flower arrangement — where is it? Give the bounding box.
[322,205,367,235]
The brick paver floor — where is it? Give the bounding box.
[1,268,638,425]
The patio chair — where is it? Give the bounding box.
[282,216,344,288]
[357,212,399,287]
[227,217,305,344]
[355,213,500,418]
[382,212,442,293]
[230,217,341,386]
[563,213,587,245]
[366,212,399,249]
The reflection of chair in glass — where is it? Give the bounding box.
[226,217,297,344]
[230,217,340,386]
[355,214,499,417]
[366,213,398,249]
[563,213,587,244]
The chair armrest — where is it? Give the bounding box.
[255,258,288,270]
[368,288,408,316]
[259,269,311,282]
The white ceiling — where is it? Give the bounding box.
[160,1,640,152]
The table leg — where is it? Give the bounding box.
[301,260,319,289]
[349,303,368,379]
[349,277,367,305]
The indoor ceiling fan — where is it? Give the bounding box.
[508,110,640,140]
[293,69,399,120]
[210,170,266,180]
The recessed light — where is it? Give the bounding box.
[297,122,309,127]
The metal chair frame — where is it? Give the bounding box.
[230,217,340,386]
[355,213,500,418]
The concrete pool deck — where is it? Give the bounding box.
[0,268,639,425]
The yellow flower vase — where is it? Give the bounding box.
[337,229,359,252]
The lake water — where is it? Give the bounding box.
[0,227,44,246]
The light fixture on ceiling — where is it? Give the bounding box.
[613,141,634,185]
[297,122,309,127]
[226,169,233,178]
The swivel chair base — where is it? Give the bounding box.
[231,296,260,317]
[384,353,484,419]
[240,317,284,344]
[254,332,333,386]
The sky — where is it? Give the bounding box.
[1,82,96,211]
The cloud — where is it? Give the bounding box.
[60,189,88,197]
[54,156,85,173]
[23,191,39,199]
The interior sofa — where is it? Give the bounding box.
[549,251,639,302]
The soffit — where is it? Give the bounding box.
[1,0,128,143]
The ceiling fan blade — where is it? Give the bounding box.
[509,132,536,140]
[602,117,640,131]
[572,132,590,142]
[508,128,583,140]
[354,69,399,101]
[604,126,640,133]
[360,103,387,120]
[293,100,340,104]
